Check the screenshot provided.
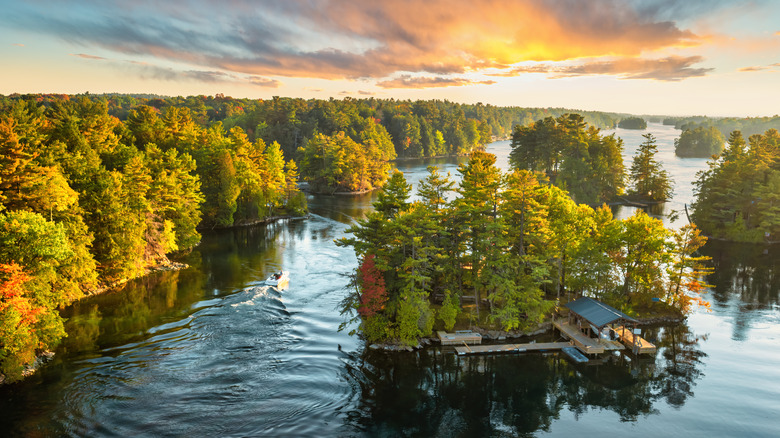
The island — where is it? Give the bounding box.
[337,152,710,348]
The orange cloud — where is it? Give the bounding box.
[496,56,713,81]
[377,75,495,89]
[738,66,766,72]
[24,0,704,82]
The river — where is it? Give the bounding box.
[1,124,779,437]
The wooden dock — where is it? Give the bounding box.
[454,341,571,356]
[601,339,626,351]
[437,331,482,346]
[614,326,656,354]
[553,321,605,354]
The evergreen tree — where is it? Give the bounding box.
[629,133,673,201]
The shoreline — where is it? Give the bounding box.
[197,214,308,230]
[368,312,684,352]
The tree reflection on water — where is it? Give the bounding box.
[344,320,707,436]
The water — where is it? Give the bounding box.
[2,124,779,437]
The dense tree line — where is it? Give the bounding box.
[0,97,304,381]
[664,115,780,139]
[509,114,673,204]
[339,152,709,346]
[509,114,626,204]
[0,94,632,194]
[692,129,780,242]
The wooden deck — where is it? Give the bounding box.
[614,326,657,354]
[553,321,605,354]
[438,331,482,346]
[454,341,571,356]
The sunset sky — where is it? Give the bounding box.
[1,0,778,116]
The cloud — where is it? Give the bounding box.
[4,0,705,82]
[496,56,713,81]
[358,90,375,95]
[377,75,496,89]
[12,43,24,47]
[738,66,766,72]
[70,53,106,60]
[246,76,282,88]
[739,62,780,72]
[776,31,780,36]
[112,61,281,88]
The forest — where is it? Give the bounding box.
[339,152,710,347]
[691,129,780,242]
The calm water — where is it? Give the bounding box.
[2,124,779,437]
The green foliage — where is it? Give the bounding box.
[666,224,712,314]
[629,134,674,201]
[692,129,780,242]
[438,290,459,331]
[675,126,725,158]
[298,132,393,193]
[510,114,625,204]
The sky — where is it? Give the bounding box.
[1,0,779,117]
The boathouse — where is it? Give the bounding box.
[556,297,655,354]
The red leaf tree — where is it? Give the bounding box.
[357,254,388,318]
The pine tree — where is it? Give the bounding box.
[629,133,673,201]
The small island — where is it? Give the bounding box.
[618,116,648,130]
[675,125,725,158]
[338,151,710,349]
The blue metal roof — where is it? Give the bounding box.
[564,297,637,328]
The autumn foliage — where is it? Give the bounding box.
[0,263,46,378]
[357,254,388,318]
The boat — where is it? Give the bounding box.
[561,346,589,363]
[266,270,290,288]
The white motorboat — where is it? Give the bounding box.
[266,270,289,288]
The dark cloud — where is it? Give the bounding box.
[377,75,496,88]
[118,62,281,88]
[1,0,707,83]
[358,90,376,95]
[497,56,713,81]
